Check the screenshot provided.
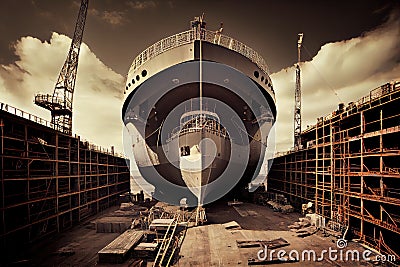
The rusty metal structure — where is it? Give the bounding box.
[268,80,400,258]
[0,103,130,262]
[35,0,89,135]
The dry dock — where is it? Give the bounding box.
[1,79,399,266]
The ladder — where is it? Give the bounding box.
[153,214,180,267]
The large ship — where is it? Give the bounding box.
[122,16,276,207]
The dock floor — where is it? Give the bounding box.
[23,202,380,266]
[178,202,378,266]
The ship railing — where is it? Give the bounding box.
[80,137,126,158]
[354,81,399,107]
[0,102,58,130]
[320,80,400,123]
[130,29,269,75]
[34,94,72,111]
[0,102,126,158]
[167,123,228,143]
[297,80,400,140]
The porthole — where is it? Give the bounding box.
[142,70,147,77]
[261,76,264,82]
[254,71,259,78]
[125,86,128,90]
[136,75,140,81]
[131,79,135,84]
[128,83,131,87]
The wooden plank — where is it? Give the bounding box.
[233,206,258,217]
[248,257,298,265]
[236,237,289,249]
[133,242,158,259]
[222,221,241,230]
[98,230,144,263]
[95,216,132,233]
[260,237,290,249]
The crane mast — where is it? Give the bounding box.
[294,33,303,149]
[34,0,89,135]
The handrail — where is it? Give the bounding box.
[35,94,72,110]
[1,102,57,130]
[129,28,270,75]
[0,102,126,158]
[293,80,400,143]
[320,81,399,123]
[166,119,229,143]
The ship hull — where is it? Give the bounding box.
[138,157,261,207]
[123,36,276,206]
[178,125,230,205]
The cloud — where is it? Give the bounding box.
[270,12,400,153]
[102,10,127,25]
[126,0,157,10]
[87,7,128,26]
[88,8,100,17]
[1,11,399,159]
[0,32,126,153]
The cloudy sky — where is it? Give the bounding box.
[0,0,399,155]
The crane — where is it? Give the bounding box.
[294,33,303,150]
[34,0,89,135]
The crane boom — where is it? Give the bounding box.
[294,33,303,149]
[34,0,89,135]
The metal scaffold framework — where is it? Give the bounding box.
[269,80,400,259]
[34,0,89,135]
[0,104,130,253]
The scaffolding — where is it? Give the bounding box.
[268,81,400,258]
[0,104,130,260]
